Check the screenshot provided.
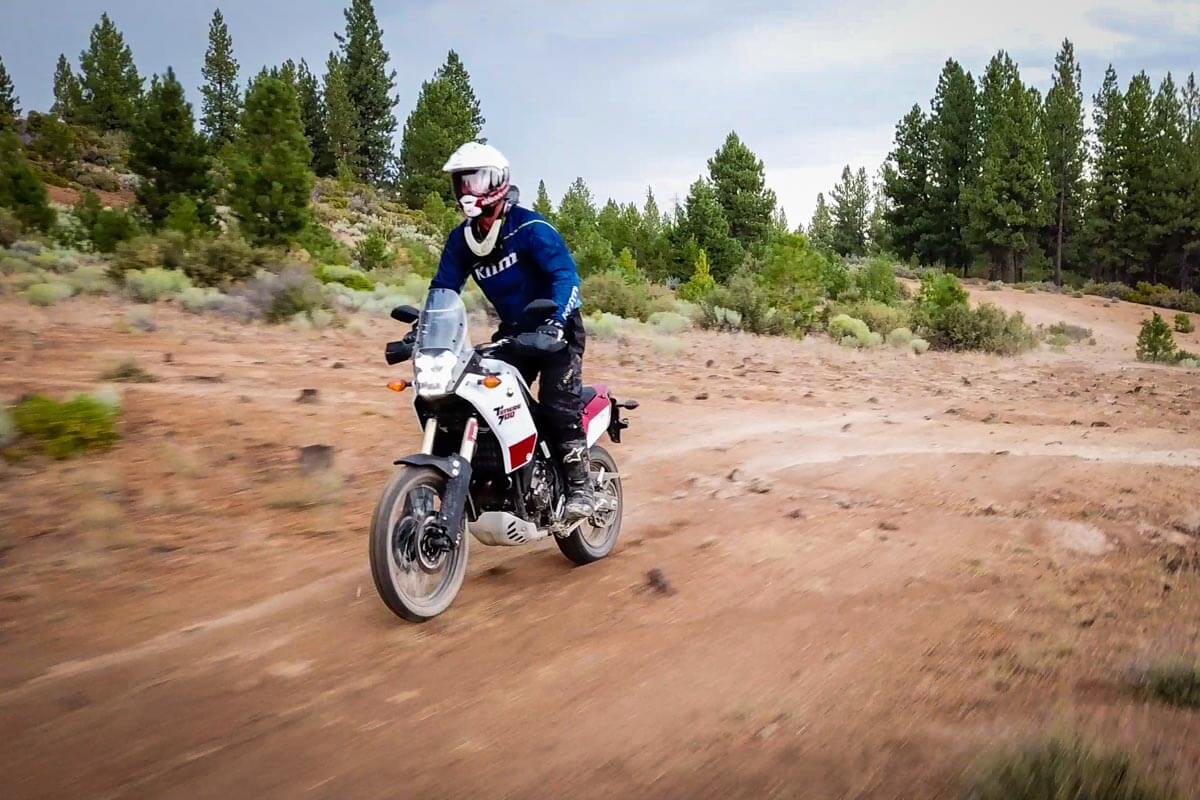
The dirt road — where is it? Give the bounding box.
[2,287,1199,798]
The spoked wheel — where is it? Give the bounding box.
[555,445,623,565]
[369,467,469,622]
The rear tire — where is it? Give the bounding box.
[369,466,469,622]
[555,445,622,565]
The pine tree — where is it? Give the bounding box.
[296,60,332,175]
[1042,39,1086,285]
[338,0,398,183]
[130,67,214,226]
[883,105,934,261]
[436,50,485,138]
[964,52,1047,281]
[227,76,314,244]
[51,55,84,122]
[398,52,484,206]
[807,192,835,252]
[1120,72,1155,283]
[200,9,240,146]
[78,13,143,131]
[0,54,19,127]
[323,53,360,180]
[533,179,554,219]
[867,172,890,253]
[0,131,55,231]
[1180,73,1200,292]
[1136,312,1177,362]
[1084,66,1125,281]
[706,131,777,249]
[677,249,716,301]
[555,177,599,253]
[830,165,870,256]
[1148,74,1189,286]
[639,188,673,281]
[675,177,743,281]
[927,59,977,269]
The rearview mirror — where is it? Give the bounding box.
[391,305,419,324]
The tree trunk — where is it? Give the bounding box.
[1054,184,1065,286]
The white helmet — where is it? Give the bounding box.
[443,142,512,256]
[442,142,511,220]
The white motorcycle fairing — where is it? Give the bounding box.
[454,356,539,474]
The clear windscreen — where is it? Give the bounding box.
[417,289,468,355]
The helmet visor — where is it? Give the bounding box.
[452,167,506,198]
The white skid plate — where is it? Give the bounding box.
[470,511,548,546]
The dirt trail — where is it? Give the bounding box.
[1,290,1199,799]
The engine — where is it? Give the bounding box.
[526,458,559,520]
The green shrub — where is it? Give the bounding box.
[917,270,970,311]
[1134,663,1200,708]
[702,306,743,331]
[316,263,374,291]
[1046,333,1072,350]
[90,208,140,253]
[583,271,655,321]
[703,268,793,335]
[124,268,192,302]
[985,280,1004,291]
[0,130,56,232]
[296,222,352,265]
[65,265,113,295]
[237,267,327,323]
[922,302,1036,354]
[1174,313,1194,334]
[112,232,189,279]
[910,337,930,354]
[838,299,910,334]
[1045,321,1092,343]
[886,327,913,347]
[1136,313,1177,363]
[184,235,265,286]
[163,196,205,238]
[0,207,22,247]
[854,257,902,304]
[177,286,219,313]
[10,393,121,459]
[354,228,394,271]
[829,313,871,342]
[24,282,75,306]
[100,358,158,383]
[677,250,716,302]
[965,738,1177,800]
[647,311,692,334]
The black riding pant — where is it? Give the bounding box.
[497,311,587,454]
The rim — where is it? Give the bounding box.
[581,463,620,548]
[385,481,465,613]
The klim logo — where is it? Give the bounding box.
[476,253,518,280]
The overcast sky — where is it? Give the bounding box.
[2,1,1199,224]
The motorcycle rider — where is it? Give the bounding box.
[427,142,594,521]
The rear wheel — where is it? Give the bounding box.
[369,466,469,622]
[555,445,622,565]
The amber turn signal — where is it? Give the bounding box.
[481,375,502,389]
[387,380,409,392]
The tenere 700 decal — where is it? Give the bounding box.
[494,404,520,423]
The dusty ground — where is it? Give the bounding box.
[1,286,1199,799]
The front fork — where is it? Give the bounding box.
[420,416,476,546]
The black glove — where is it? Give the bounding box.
[516,319,567,353]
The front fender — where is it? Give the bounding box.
[394,453,468,479]
[393,454,475,529]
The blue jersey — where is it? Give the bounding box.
[430,206,582,325]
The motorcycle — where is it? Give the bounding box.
[369,289,637,622]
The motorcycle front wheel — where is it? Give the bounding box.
[555,445,623,565]
[369,466,469,622]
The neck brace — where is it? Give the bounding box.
[464,215,504,257]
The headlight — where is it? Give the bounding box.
[414,351,458,396]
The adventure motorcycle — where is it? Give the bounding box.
[369,289,637,622]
